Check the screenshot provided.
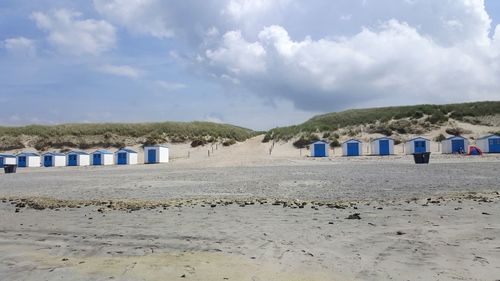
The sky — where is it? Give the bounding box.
[1,0,500,130]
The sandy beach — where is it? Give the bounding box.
[1,151,500,281]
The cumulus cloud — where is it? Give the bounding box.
[202,19,500,111]
[31,9,116,55]
[206,30,266,75]
[93,0,174,38]
[98,64,141,78]
[3,37,36,57]
[222,0,289,20]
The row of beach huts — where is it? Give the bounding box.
[310,135,500,157]
[0,145,169,168]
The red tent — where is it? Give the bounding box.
[468,146,483,156]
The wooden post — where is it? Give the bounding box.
[188,151,190,159]
[208,150,210,157]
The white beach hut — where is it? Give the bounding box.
[66,151,90,166]
[370,137,394,156]
[342,139,362,157]
[310,141,329,157]
[0,154,17,168]
[476,134,500,153]
[441,136,469,154]
[405,137,431,155]
[144,145,169,164]
[17,152,41,168]
[115,148,138,165]
[91,150,114,166]
[42,152,66,167]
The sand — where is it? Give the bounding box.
[1,137,500,280]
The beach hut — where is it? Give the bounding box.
[476,134,500,153]
[342,139,362,157]
[310,141,329,157]
[115,148,138,165]
[405,137,431,155]
[441,136,469,154]
[66,151,90,166]
[91,150,114,165]
[42,152,66,167]
[0,154,16,168]
[17,152,41,168]
[144,145,169,164]
[370,137,394,156]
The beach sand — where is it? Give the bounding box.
[1,137,500,280]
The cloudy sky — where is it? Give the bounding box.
[1,0,500,130]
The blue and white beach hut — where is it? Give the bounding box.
[115,148,138,165]
[441,136,469,154]
[342,139,362,156]
[66,151,90,166]
[17,152,41,167]
[310,141,329,157]
[370,137,394,156]
[91,150,114,165]
[0,154,16,168]
[476,134,500,153]
[42,152,66,167]
[144,145,169,164]
[405,137,431,155]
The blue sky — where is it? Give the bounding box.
[1,0,500,130]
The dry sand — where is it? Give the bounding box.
[1,137,500,280]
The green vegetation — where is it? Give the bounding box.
[434,134,446,142]
[222,139,237,146]
[329,139,340,148]
[0,121,256,151]
[267,101,500,140]
[445,127,464,136]
[0,121,254,140]
[292,134,320,149]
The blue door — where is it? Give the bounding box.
[489,138,500,153]
[451,139,464,153]
[68,155,78,166]
[379,140,390,155]
[347,143,359,156]
[18,156,27,167]
[93,154,102,165]
[148,149,156,163]
[314,144,326,157]
[117,153,127,165]
[44,155,53,167]
[0,157,3,168]
[414,141,426,153]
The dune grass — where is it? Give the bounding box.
[0,121,256,141]
[266,101,500,140]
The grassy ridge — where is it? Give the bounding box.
[266,101,500,140]
[0,121,255,141]
[0,122,257,151]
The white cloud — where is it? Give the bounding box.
[93,0,174,38]
[3,37,36,57]
[202,18,500,111]
[98,64,141,78]
[206,30,266,75]
[222,0,287,20]
[155,80,186,91]
[204,113,223,123]
[31,9,116,55]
